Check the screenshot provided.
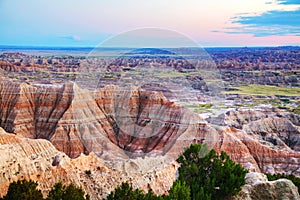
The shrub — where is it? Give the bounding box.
[2,179,43,200]
[106,182,162,200]
[165,179,191,200]
[47,182,64,200]
[47,182,88,200]
[1,180,89,200]
[176,144,248,200]
[63,183,86,200]
[106,182,143,200]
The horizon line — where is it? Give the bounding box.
[0,44,299,49]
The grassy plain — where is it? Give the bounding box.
[225,84,300,97]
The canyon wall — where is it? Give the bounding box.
[0,81,300,199]
[1,81,300,174]
[0,127,179,199]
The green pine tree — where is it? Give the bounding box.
[2,179,44,200]
[47,182,64,200]
[106,182,162,200]
[176,144,248,200]
[106,182,144,200]
[47,182,86,200]
[166,179,191,200]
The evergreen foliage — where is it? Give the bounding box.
[165,179,191,200]
[47,182,64,200]
[47,182,87,200]
[2,179,43,200]
[1,180,88,200]
[106,182,162,200]
[176,144,248,200]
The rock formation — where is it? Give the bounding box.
[1,126,300,199]
[0,127,178,199]
[1,81,300,172]
[231,172,300,200]
[217,127,300,176]
[0,80,206,159]
[210,108,300,175]
[224,108,300,152]
[1,80,300,199]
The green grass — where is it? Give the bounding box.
[123,69,219,79]
[185,103,214,113]
[224,84,300,97]
[198,103,213,109]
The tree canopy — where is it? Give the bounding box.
[47,182,88,200]
[176,144,248,200]
[1,179,43,200]
[1,180,88,200]
[106,182,162,200]
[165,179,191,200]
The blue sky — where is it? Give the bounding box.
[278,0,300,4]
[0,0,299,47]
[227,0,300,37]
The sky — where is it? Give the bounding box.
[0,0,299,47]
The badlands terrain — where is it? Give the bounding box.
[0,46,299,199]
